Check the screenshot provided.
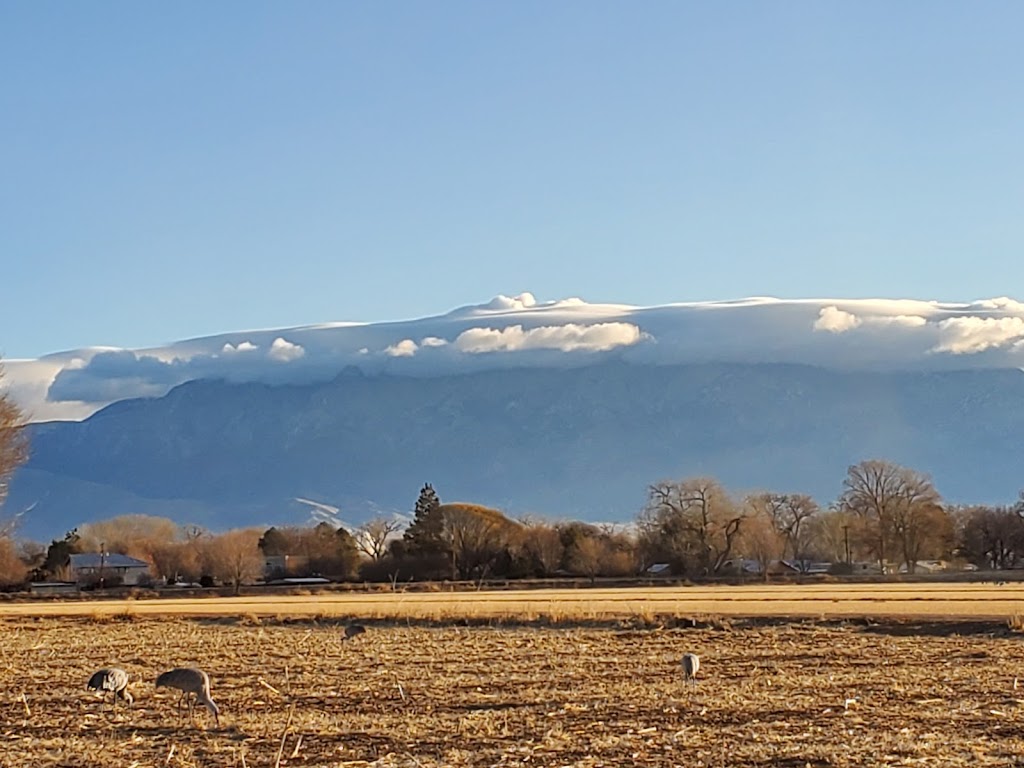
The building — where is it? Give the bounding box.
[263,554,311,580]
[645,563,672,577]
[69,553,151,586]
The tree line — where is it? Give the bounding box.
[0,465,1021,591]
[2,361,1024,589]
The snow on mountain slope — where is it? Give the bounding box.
[5,293,1024,422]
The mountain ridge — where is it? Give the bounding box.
[8,359,1024,540]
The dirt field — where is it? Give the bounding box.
[3,614,1024,767]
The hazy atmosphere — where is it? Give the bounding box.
[4,2,1024,358]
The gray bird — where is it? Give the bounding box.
[87,667,134,708]
[155,667,220,726]
[343,624,367,641]
[681,653,700,688]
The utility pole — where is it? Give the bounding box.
[842,526,851,565]
[99,541,106,590]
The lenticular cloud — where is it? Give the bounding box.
[8,293,1024,423]
[454,322,644,354]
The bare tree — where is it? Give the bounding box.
[521,523,564,576]
[638,477,744,576]
[442,504,522,580]
[804,508,857,565]
[746,493,820,562]
[956,504,1024,570]
[78,514,181,561]
[739,508,786,581]
[0,361,29,517]
[0,536,27,589]
[837,459,944,573]
[567,536,604,584]
[150,540,204,584]
[202,528,264,594]
[355,516,405,560]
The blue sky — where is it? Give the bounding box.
[3,1,1023,358]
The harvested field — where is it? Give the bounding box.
[3,616,1024,767]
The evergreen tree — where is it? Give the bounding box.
[43,529,81,578]
[403,483,447,556]
[258,526,289,555]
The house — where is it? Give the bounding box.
[898,560,950,574]
[645,563,672,577]
[69,553,151,586]
[264,554,311,580]
[721,559,796,577]
[781,560,833,575]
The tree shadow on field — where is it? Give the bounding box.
[853,619,1010,637]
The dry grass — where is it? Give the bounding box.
[2,616,1024,766]
[6,583,1024,622]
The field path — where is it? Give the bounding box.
[3,582,1024,620]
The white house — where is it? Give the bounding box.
[69,553,151,586]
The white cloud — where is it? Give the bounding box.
[481,292,538,311]
[971,297,1024,314]
[268,338,305,362]
[222,341,258,354]
[455,322,644,354]
[933,316,1024,354]
[420,336,448,348]
[867,314,927,328]
[385,339,419,357]
[813,306,862,333]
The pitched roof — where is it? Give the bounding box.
[70,553,150,569]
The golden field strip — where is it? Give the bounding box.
[2,583,1024,621]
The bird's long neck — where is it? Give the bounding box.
[199,692,219,716]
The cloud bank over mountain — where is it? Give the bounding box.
[5,293,1024,422]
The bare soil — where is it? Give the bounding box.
[2,616,1024,767]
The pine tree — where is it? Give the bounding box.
[403,483,447,556]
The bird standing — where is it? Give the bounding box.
[155,667,220,726]
[87,667,134,708]
[681,653,700,688]
[343,624,367,641]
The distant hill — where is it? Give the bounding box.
[8,360,1024,540]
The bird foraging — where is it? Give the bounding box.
[87,667,133,708]
[155,667,220,726]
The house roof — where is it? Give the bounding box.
[70,553,150,569]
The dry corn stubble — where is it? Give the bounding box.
[2,616,1024,767]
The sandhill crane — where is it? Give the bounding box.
[343,624,367,641]
[87,667,133,708]
[155,668,220,726]
[681,653,700,688]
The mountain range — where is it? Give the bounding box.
[4,294,1024,540]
